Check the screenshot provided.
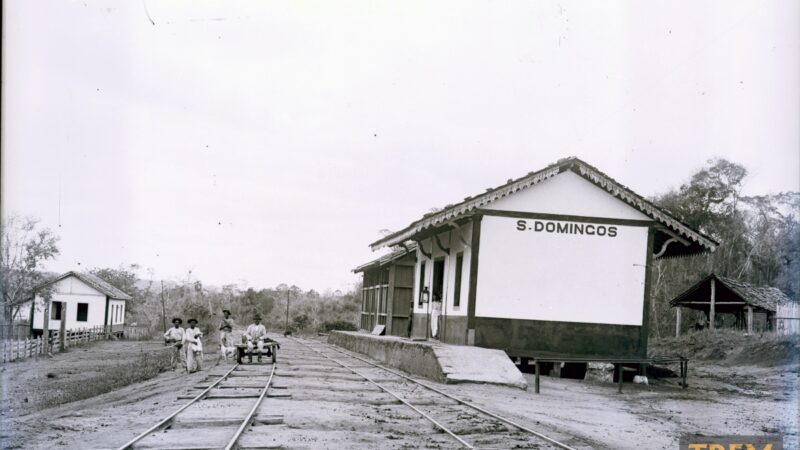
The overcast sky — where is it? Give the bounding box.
[2,0,798,292]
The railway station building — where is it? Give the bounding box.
[356,157,717,360]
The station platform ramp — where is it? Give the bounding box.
[327,331,528,390]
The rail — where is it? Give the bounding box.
[294,337,577,450]
[115,364,240,450]
[223,363,276,450]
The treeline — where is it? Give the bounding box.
[649,159,799,339]
[90,266,361,337]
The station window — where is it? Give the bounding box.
[453,252,464,308]
[77,303,89,322]
[51,301,63,321]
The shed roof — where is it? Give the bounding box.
[669,273,791,313]
[36,271,133,301]
[369,157,718,258]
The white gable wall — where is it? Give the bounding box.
[29,276,110,331]
[484,170,652,221]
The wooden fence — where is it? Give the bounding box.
[3,325,107,363]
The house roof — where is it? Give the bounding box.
[353,242,417,273]
[669,273,792,312]
[36,271,133,301]
[368,157,718,258]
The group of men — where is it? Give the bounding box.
[163,310,278,372]
[162,317,204,373]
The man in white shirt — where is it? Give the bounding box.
[244,315,268,362]
[183,318,203,373]
[163,318,185,370]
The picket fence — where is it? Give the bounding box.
[1,325,122,363]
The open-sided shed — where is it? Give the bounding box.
[670,273,795,335]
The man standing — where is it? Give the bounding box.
[219,309,235,348]
[244,314,268,363]
[183,318,203,373]
[163,318,185,370]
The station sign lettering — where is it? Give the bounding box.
[515,219,618,237]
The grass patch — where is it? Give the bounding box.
[40,348,173,409]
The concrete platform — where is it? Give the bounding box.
[327,331,527,390]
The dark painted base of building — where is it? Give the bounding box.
[475,317,645,359]
[410,313,645,359]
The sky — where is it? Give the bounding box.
[2,0,798,292]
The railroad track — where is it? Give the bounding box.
[291,337,578,450]
[115,362,277,450]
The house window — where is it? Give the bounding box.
[418,261,427,307]
[454,252,464,308]
[77,303,89,322]
[51,301,63,321]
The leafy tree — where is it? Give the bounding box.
[90,264,153,323]
[650,159,799,339]
[0,215,60,326]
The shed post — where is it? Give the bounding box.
[59,302,67,351]
[709,278,716,331]
[746,306,753,334]
[675,307,681,337]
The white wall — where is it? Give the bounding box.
[30,276,111,330]
[776,302,800,335]
[484,170,652,220]
[476,215,649,326]
[108,299,126,325]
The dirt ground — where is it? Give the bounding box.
[0,335,797,449]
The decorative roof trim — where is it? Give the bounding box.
[370,157,718,253]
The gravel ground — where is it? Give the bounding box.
[1,336,796,449]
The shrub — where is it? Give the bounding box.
[291,314,311,331]
[319,320,358,332]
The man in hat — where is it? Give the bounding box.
[183,318,204,373]
[163,318,185,370]
[244,314,268,362]
[218,309,235,348]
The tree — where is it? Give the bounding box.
[90,264,153,322]
[650,159,800,338]
[0,215,60,326]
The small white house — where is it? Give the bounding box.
[19,271,132,336]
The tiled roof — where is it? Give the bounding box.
[36,271,133,301]
[369,157,718,255]
[353,242,417,273]
[715,276,792,311]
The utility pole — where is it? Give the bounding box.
[161,280,167,333]
[285,287,290,333]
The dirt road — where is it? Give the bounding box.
[1,336,796,449]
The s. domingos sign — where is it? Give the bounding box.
[476,216,649,326]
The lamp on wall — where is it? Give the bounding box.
[421,286,430,303]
